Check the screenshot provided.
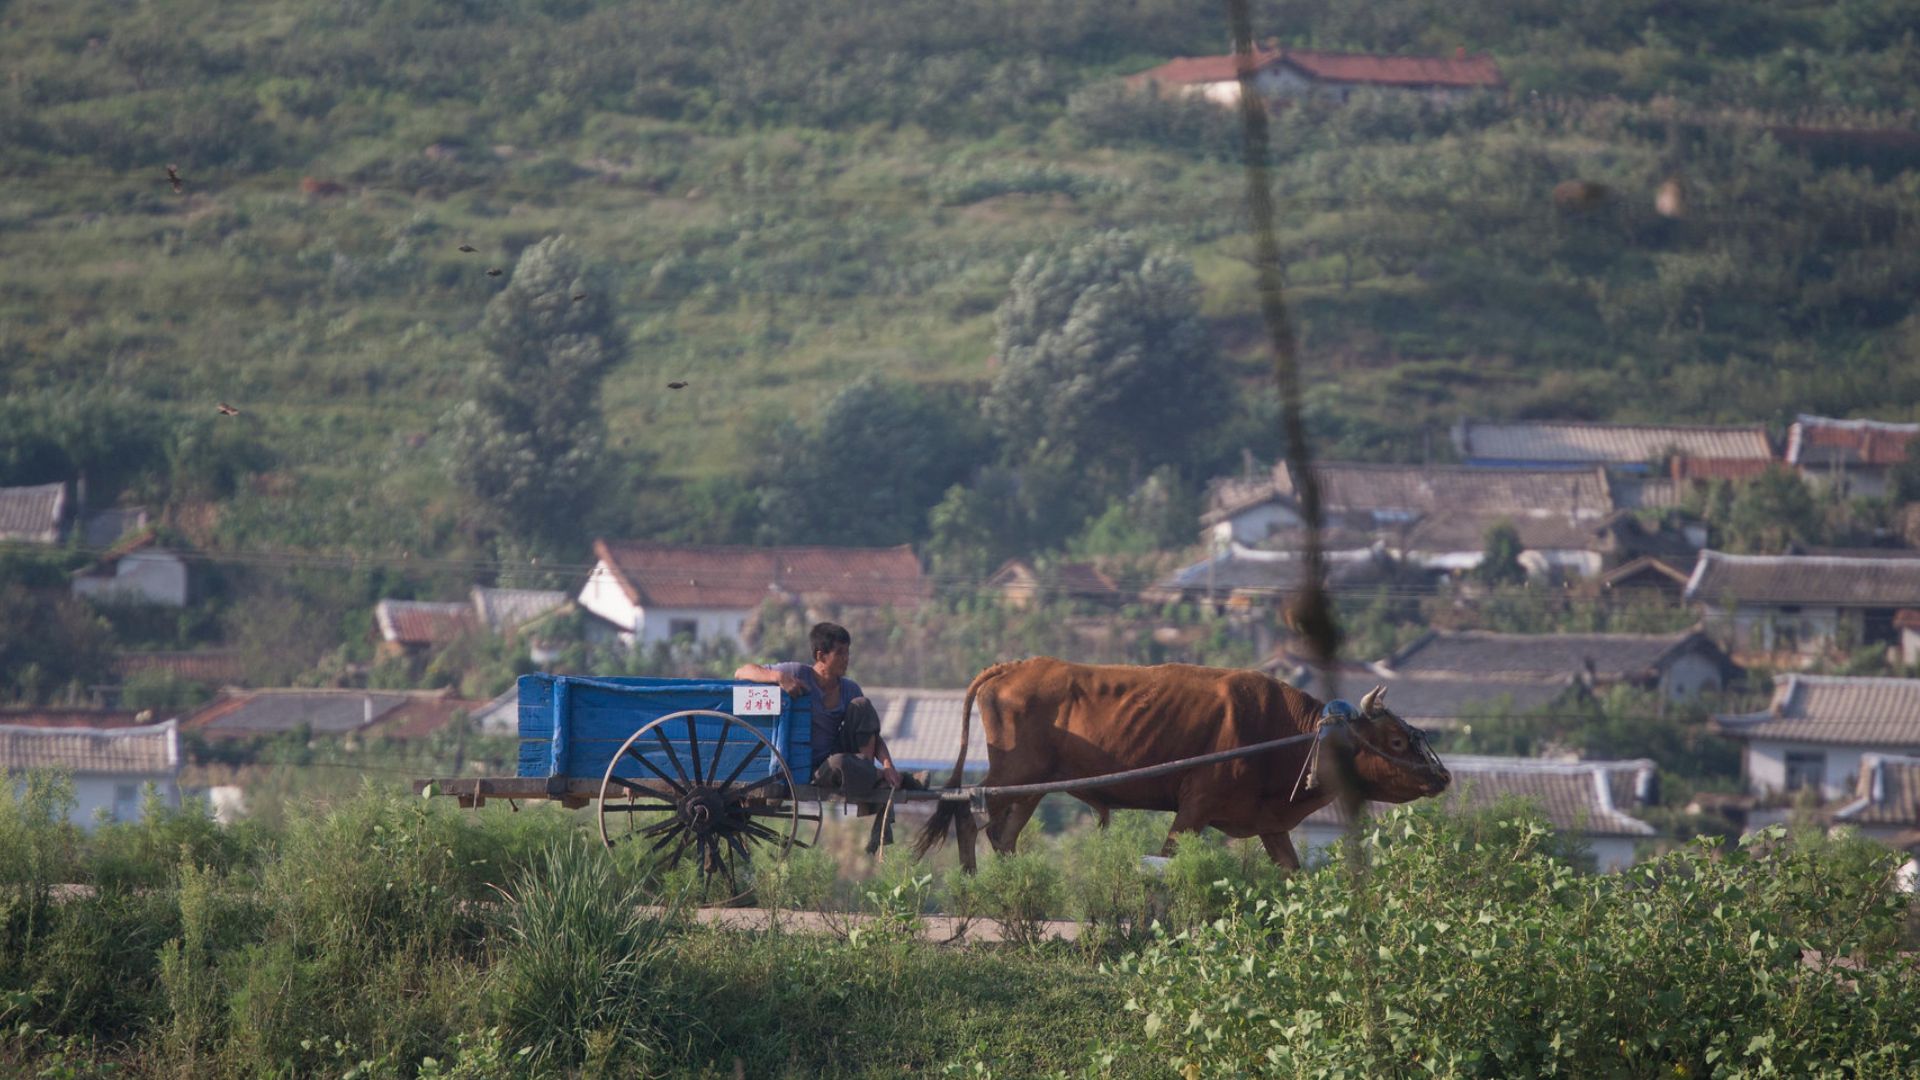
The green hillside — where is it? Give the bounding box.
[3,0,1919,678]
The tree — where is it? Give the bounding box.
[753,375,987,546]
[1476,520,1527,585]
[0,586,112,705]
[1720,466,1821,553]
[985,231,1229,488]
[1889,436,1920,506]
[447,236,620,541]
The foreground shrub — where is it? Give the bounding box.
[972,848,1065,946]
[489,835,679,1071]
[1119,807,1920,1077]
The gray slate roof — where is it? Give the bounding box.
[0,719,181,776]
[1148,544,1395,600]
[1381,630,1722,683]
[864,686,978,774]
[1454,421,1774,466]
[190,691,411,735]
[1287,665,1574,729]
[471,587,568,633]
[1303,755,1658,836]
[1834,754,1920,828]
[1683,550,1920,607]
[81,507,149,549]
[0,482,67,543]
[1714,675,1920,748]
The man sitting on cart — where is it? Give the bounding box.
[734,621,915,852]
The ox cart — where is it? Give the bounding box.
[415,673,1331,903]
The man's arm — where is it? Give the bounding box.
[734,663,806,696]
[874,735,901,787]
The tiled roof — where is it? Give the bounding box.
[183,690,414,736]
[1289,669,1575,729]
[111,650,248,685]
[1129,47,1502,89]
[1381,630,1723,683]
[1146,544,1395,601]
[984,559,1121,599]
[1454,421,1774,466]
[1683,550,1920,607]
[1597,556,1692,591]
[374,600,476,645]
[1786,415,1920,468]
[1834,754,1920,828]
[864,686,979,773]
[1304,755,1657,836]
[1280,48,1503,88]
[0,482,67,543]
[0,708,142,729]
[594,540,930,610]
[1277,462,1614,519]
[471,587,568,633]
[470,689,520,736]
[0,719,180,776]
[1672,457,1777,481]
[1400,509,1614,554]
[1714,675,1920,748]
[363,696,492,740]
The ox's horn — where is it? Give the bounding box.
[1360,685,1386,716]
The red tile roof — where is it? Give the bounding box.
[1672,457,1777,481]
[112,651,248,685]
[1787,415,1920,468]
[0,708,142,729]
[374,600,477,645]
[594,541,930,610]
[363,697,492,740]
[1131,47,1502,90]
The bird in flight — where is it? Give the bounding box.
[165,165,183,194]
[458,244,477,253]
[486,268,503,277]
[572,292,587,302]
[667,381,688,390]
[216,402,240,416]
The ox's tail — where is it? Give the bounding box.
[911,661,1015,859]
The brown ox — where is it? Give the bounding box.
[914,658,1450,872]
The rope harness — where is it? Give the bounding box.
[1290,700,1449,803]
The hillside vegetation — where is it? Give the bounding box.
[2,0,1919,677]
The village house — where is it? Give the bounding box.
[577,540,930,651]
[1127,44,1503,107]
[1200,461,1635,579]
[1831,753,1920,854]
[1145,542,1399,609]
[1785,414,1920,498]
[70,530,192,607]
[1451,420,1774,475]
[1682,549,1920,660]
[2,719,183,829]
[984,558,1123,609]
[1296,755,1659,871]
[0,481,70,544]
[373,586,571,658]
[1279,660,1580,732]
[1376,629,1736,702]
[1712,675,1920,800]
[1592,555,1695,604]
[181,688,449,739]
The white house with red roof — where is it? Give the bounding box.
[1128,45,1503,107]
[577,540,930,650]
[70,530,191,607]
[1786,414,1920,498]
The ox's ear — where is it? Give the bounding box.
[1360,685,1386,716]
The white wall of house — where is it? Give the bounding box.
[1722,603,1848,655]
[1659,653,1726,700]
[1518,548,1606,581]
[635,606,751,649]
[1212,501,1302,546]
[72,551,189,607]
[577,561,642,641]
[9,774,181,830]
[1902,627,1919,668]
[1798,466,1890,500]
[1743,740,1918,800]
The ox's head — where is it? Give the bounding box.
[1323,686,1450,803]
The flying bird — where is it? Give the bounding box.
[165,165,183,194]
[667,381,688,390]
[457,244,477,253]
[216,402,240,416]
[486,268,503,277]
[572,292,587,302]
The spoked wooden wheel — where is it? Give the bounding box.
[598,709,822,906]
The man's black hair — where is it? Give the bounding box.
[809,621,851,660]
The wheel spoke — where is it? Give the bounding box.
[607,775,675,798]
[738,821,786,845]
[716,741,766,790]
[658,829,692,868]
[729,772,787,801]
[740,806,816,821]
[684,716,704,789]
[652,726,695,788]
[624,743,688,796]
[706,722,732,785]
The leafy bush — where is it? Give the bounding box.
[971,848,1064,947]
[1119,807,1920,1077]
